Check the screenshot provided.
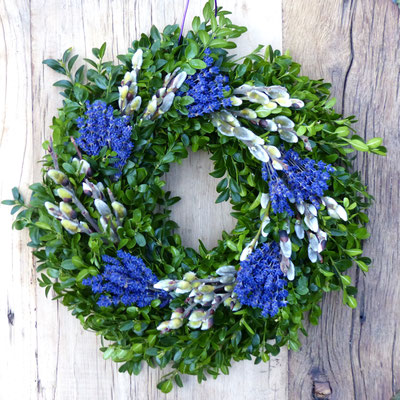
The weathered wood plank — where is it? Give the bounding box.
[0,1,38,399]
[1,1,286,399]
[283,1,400,399]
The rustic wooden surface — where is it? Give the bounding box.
[1,0,399,399]
[283,1,400,399]
[0,1,288,399]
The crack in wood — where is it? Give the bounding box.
[341,0,355,115]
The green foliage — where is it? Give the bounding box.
[4,0,385,391]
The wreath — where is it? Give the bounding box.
[4,0,386,393]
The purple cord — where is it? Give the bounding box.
[178,0,191,44]
[178,0,218,44]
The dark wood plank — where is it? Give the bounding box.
[283,1,400,399]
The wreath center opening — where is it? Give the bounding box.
[165,150,234,249]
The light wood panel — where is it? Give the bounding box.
[283,1,400,399]
[1,1,286,399]
[0,1,37,399]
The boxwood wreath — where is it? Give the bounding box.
[4,0,387,393]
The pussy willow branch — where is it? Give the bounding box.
[106,188,122,227]
[48,140,101,233]
[70,136,82,159]
[205,292,231,318]
[48,137,59,170]
[70,192,101,233]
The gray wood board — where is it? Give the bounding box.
[283,1,400,399]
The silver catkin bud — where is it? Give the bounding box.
[131,48,143,71]
[55,188,74,203]
[61,219,80,234]
[159,92,175,114]
[94,199,112,217]
[168,71,187,92]
[44,202,62,219]
[111,201,127,218]
[59,201,77,220]
[48,169,69,186]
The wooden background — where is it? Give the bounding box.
[1,0,399,399]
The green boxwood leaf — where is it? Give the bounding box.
[61,259,77,270]
[347,296,358,308]
[216,189,229,203]
[345,249,363,256]
[94,76,108,90]
[192,16,201,32]
[158,379,173,394]
[189,59,207,69]
[356,260,369,272]
[43,59,67,74]
[185,39,199,60]
[209,39,236,49]
[12,187,20,200]
[2,200,15,206]
[53,80,73,89]
[145,347,158,356]
[174,374,183,388]
[135,233,146,247]
[350,139,369,152]
[335,126,349,136]
[35,222,52,230]
[367,137,383,148]
[120,321,134,331]
[198,30,209,45]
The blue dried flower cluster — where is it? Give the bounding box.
[76,101,133,178]
[82,250,166,308]
[234,242,288,317]
[266,171,295,216]
[183,48,231,118]
[262,149,334,215]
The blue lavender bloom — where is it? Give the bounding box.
[283,149,334,208]
[182,50,231,118]
[203,56,214,67]
[262,163,294,216]
[222,98,232,108]
[234,242,288,317]
[262,150,334,214]
[76,101,133,178]
[82,250,168,308]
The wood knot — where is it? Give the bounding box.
[7,308,15,326]
[313,380,332,399]
[311,368,332,399]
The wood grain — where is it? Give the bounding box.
[1,1,286,399]
[283,1,400,399]
[0,1,37,399]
